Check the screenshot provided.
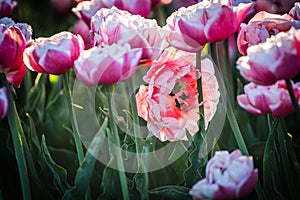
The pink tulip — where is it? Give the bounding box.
[0,87,8,119]
[237,28,300,85]
[165,0,252,52]
[24,31,84,75]
[74,43,142,85]
[237,11,300,55]
[0,20,27,87]
[0,17,32,44]
[72,0,114,25]
[118,0,151,18]
[0,0,16,18]
[190,150,258,199]
[90,6,168,60]
[136,48,219,142]
[237,80,300,117]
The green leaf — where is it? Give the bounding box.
[263,119,278,199]
[41,135,69,194]
[63,118,108,200]
[149,185,192,200]
[183,128,207,187]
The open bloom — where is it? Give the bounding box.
[237,28,300,85]
[190,150,258,199]
[0,87,8,119]
[0,0,16,18]
[24,31,84,75]
[165,0,252,52]
[237,11,300,55]
[91,6,168,60]
[136,48,219,142]
[237,80,300,117]
[0,19,27,87]
[74,43,142,85]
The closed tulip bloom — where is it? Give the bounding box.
[73,19,91,49]
[0,87,8,119]
[237,80,300,117]
[237,28,300,85]
[0,20,27,87]
[190,150,258,199]
[165,0,252,52]
[136,48,219,142]
[24,31,84,75]
[91,7,168,60]
[0,0,16,18]
[74,43,142,85]
[237,11,300,55]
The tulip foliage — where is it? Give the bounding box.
[1,0,300,200]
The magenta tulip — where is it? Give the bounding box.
[90,6,168,60]
[237,80,300,117]
[74,43,142,85]
[165,0,252,52]
[0,87,8,119]
[0,20,27,87]
[24,31,84,75]
[237,28,300,85]
[0,0,16,18]
[190,150,258,199]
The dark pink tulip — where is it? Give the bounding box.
[165,0,252,52]
[74,43,142,85]
[237,28,300,85]
[190,150,258,199]
[237,11,300,55]
[237,80,300,117]
[0,87,8,119]
[91,7,168,60]
[23,31,84,75]
[0,0,16,18]
[0,21,27,87]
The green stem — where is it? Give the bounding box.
[130,78,149,200]
[285,79,300,123]
[196,51,205,130]
[106,85,129,200]
[62,73,84,164]
[0,74,31,200]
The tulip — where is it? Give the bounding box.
[237,28,300,85]
[74,43,142,85]
[237,11,300,55]
[165,0,252,52]
[72,0,113,25]
[0,20,27,87]
[23,31,84,75]
[289,2,300,20]
[73,19,91,49]
[255,0,298,15]
[237,80,300,117]
[0,0,16,18]
[90,6,168,60]
[0,87,8,119]
[136,48,219,142]
[190,150,258,199]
